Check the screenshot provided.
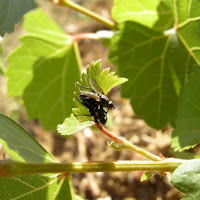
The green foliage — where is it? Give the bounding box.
[171,160,200,200]
[0,174,74,200]
[112,0,173,31]
[0,0,37,36]
[140,172,153,182]
[109,0,200,129]
[171,68,200,151]
[6,9,81,130]
[58,60,127,135]
[57,114,92,136]
[0,42,4,74]
[0,114,75,199]
[0,114,56,163]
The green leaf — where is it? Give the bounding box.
[0,174,75,200]
[112,0,173,31]
[0,0,37,36]
[0,42,4,74]
[0,114,56,163]
[57,114,92,136]
[87,60,127,95]
[140,172,153,182]
[6,8,76,97]
[6,9,81,130]
[23,44,80,130]
[171,159,200,200]
[73,60,127,124]
[176,0,200,65]
[109,21,197,129]
[171,68,200,151]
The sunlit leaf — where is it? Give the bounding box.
[23,44,80,130]
[57,114,92,136]
[6,9,72,97]
[112,0,173,31]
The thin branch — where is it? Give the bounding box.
[94,123,163,161]
[48,0,118,30]
[0,159,183,177]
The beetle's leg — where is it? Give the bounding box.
[76,82,94,92]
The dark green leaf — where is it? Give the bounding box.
[0,114,56,163]
[171,68,200,151]
[0,174,75,200]
[23,45,80,130]
[0,42,4,74]
[109,21,196,129]
[0,0,37,36]
[171,159,200,200]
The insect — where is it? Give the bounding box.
[75,80,114,124]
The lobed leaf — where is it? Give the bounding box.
[6,8,72,97]
[6,9,81,130]
[171,67,200,151]
[0,0,37,36]
[109,0,200,129]
[23,44,80,130]
[171,159,200,200]
[73,60,127,125]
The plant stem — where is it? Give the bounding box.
[94,123,163,161]
[0,159,183,177]
[49,0,118,30]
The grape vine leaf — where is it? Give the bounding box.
[0,0,37,36]
[0,114,56,163]
[6,9,81,130]
[23,44,80,130]
[112,0,173,31]
[6,8,75,97]
[171,67,200,151]
[0,174,75,200]
[109,0,200,129]
[171,159,200,200]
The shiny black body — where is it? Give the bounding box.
[79,94,107,124]
[75,82,114,124]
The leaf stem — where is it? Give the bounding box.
[94,123,163,161]
[0,159,184,177]
[48,0,118,30]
